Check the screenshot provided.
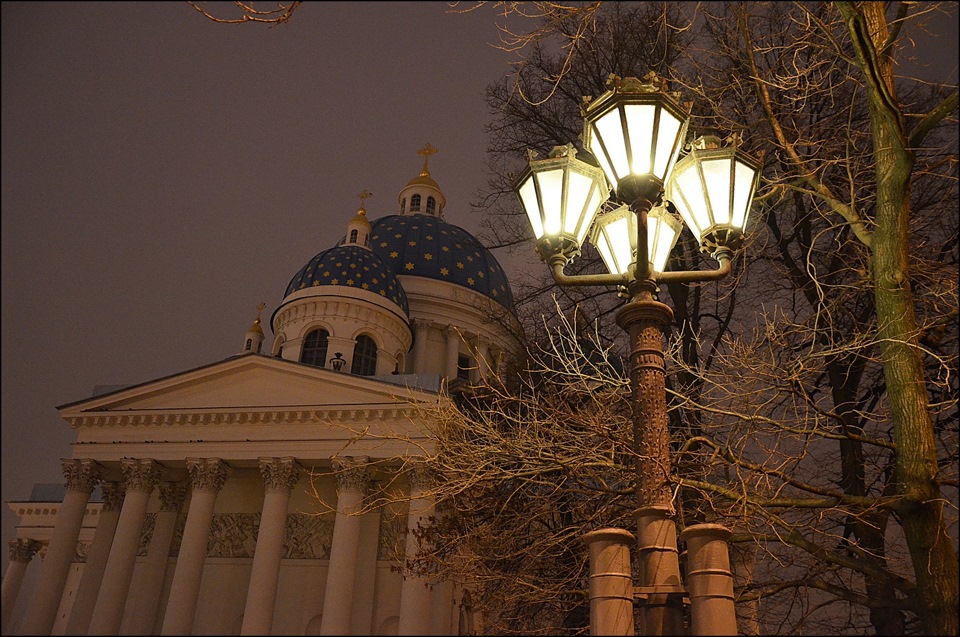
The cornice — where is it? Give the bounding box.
[66,405,423,429]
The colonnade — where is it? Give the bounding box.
[4,456,438,636]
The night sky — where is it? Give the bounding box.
[1,1,525,573]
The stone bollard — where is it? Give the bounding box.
[583,527,636,636]
[681,523,738,636]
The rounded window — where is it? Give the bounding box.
[351,335,378,376]
[301,329,330,367]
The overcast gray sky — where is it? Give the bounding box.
[2,2,957,579]
[1,1,528,572]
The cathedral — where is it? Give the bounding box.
[2,146,522,636]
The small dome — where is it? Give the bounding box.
[284,244,409,316]
[369,214,514,311]
[404,172,440,190]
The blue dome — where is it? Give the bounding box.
[284,245,409,316]
[368,214,515,311]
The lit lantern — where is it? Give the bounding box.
[513,144,609,261]
[582,74,690,203]
[667,134,762,253]
[590,204,683,276]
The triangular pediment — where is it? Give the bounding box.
[59,353,437,416]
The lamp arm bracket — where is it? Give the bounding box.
[655,252,732,284]
[549,261,631,288]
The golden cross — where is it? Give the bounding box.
[417,143,439,173]
[256,302,265,317]
[357,189,373,211]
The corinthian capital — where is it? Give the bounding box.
[332,456,370,494]
[100,482,126,512]
[61,459,102,494]
[8,538,41,563]
[121,458,162,494]
[158,481,188,512]
[186,458,228,494]
[407,460,436,492]
[259,457,301,493]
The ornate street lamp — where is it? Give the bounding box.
[513,73,762,637]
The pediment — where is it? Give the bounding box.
[59,353,435,416]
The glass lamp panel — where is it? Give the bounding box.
[588,134,617,190]
[596,236,618,276]
[732,160,757,231]
[648,212,680,273]
[594,109,629,184]
[597,214,633,275]
[624,104,655,176]
[536,168,565,236]
[671,163,710,240]
[700,158,732,226]
[564,170,596,238]
[518,176,544,239]
[577,182,605,246]
[652,110,683,181]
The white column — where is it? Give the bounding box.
[64,482,125,635]
[19,458,101,636]
[1,539,41,633]
[89,459,161,635]
[240,458,300,636]
[127,482,187,636]
[412,319,431,375]
[475,339,491,380]
[160,458,227,636]
[398,463,435,636]
[320,457,369,636]
[443,327,460,381]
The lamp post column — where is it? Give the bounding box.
[616,284,685,637]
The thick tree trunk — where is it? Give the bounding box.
[841,4,960,634]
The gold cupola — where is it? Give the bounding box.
[345,189,374,248]
[398,143,446,217]
[242,302,266,354]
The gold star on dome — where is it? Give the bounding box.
[457,262,464,269]
[313,280,320,286]
[467,278,475,286]
[408,240,417,247]
[380,242,388,247]
[362,283,369,289]
[441,246,449,252]
[405,262,415,270]
[331,278,339,285]
[347,279,355,285]
[440,268,449,276]
[424,253,433,260]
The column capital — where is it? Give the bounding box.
[61,458,102,494]
[8,538,41,563]
[121,458,162,494]
[332,456,370,494]
[407,460,436,492]
[443,325,461,339]
[259,457,301,493]
[100,482,126,511]
[412,318,432,332]
[159,481,188,511]
[186,458,228,494]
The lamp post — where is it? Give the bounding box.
[513,73,761,636]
